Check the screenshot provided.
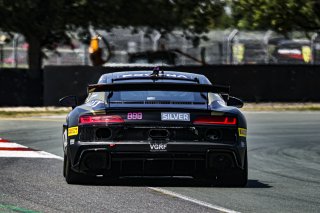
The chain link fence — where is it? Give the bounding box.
[1,29,320,68]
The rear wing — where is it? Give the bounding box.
[87,82,230,94]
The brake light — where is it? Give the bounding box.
[79,115,124,124]
[193,116,237,125]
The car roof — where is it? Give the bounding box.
[277,40,310,46]
[98,71,212,85]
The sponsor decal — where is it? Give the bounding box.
[121,73,189,79]
[68,126,78,136]
[150,143,167,151]
[70,139,75,145]
[127,112,143,120]
[161,112,190,121]
[238,128,247,137]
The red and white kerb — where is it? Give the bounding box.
[0,138,61,159]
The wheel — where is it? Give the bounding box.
[63,154,67,177]
[65,153,84,184]
[62,128,67,178]
[218,152,248,187]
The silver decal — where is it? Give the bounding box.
[161,112,190,121]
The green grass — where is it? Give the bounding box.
[0,103,320,118]
[0,111,69,118]
[242,103,320,111]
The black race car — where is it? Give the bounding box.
[60,69,248,186]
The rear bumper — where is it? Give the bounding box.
[69,141,247,176]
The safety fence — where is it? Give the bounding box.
[1,29,320,68]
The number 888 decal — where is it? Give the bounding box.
[127,112,143,120]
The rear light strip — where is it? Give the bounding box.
[193,116,237,125]
[79,115,124,124]
[79,115,236,125]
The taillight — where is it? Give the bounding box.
[79,115,124,124]
[193,116,237,125]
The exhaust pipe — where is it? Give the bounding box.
[149,129,170,139]
[95,128,112,140]
[206,129,221,141]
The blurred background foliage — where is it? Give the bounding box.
[0,0,319,69]
[232,0,320,36]
[0,0,226,69]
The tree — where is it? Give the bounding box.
[0,0,226,70]
[231,0,320,36]
[0,0,80,70]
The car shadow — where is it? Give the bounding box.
[246,179,272,188]
[78,177,272,188]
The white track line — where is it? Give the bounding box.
[0,139,238,212]
[0,142,27,148]
[148,187,240,213]
[53,153,240,212]
[0,140,63,159]
[0,151,63,159]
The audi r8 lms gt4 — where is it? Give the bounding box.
[60,69,248,186]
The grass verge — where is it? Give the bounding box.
[0,107,70,118]
[0,103,320,118]
[242,103,320,111]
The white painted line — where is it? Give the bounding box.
[0,139,238,212]
[0,139,63,159]
[37,151,63,159]
[0,151,63,159]
[148,187,240,213]
[21,149,239,213]
[0,143,27,148]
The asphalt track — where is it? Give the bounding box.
[0,112,320,213]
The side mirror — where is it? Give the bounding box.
[227,96,244,108]
[59,95,78,109]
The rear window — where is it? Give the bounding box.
[110,91,205,102]
[85,91,224,105]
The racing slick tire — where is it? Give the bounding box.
[64,154,84,184]
[63,155,66,177]
[218,152,248,187]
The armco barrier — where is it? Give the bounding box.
[1,65,319,106]
[0,69,42,106]
[43,65,320,106]
[43,66,107,106]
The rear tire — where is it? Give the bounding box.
[218,152,248,187]
[63,154,67,177]
[65,153,84,184]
